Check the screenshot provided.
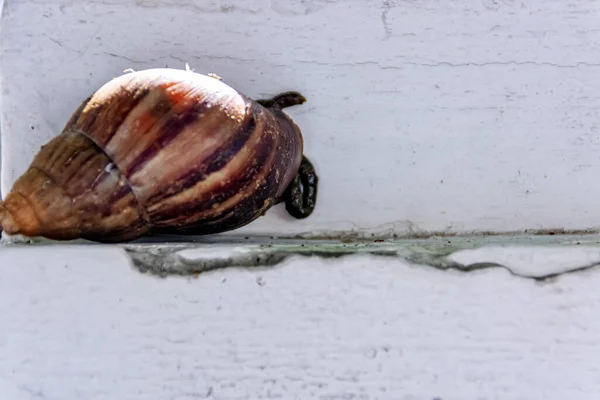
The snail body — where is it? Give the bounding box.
[0,68,318,242]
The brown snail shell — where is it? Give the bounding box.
[0,68,318,242]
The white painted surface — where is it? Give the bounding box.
[0,0,600,394]
[4,3,600,396]
[449,245,600,277]
[1,245,600,399]
[2,0,600,237]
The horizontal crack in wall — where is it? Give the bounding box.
[122,236,600,282]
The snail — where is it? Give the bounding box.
[0,68,318,242]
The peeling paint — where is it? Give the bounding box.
[119,234,600,281]
[5,230,600,281]
[5,228,600,281]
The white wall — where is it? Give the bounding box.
[3,3,600,399]
[2,245,600,400]
[2,0,600,238]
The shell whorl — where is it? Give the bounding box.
[0,68,303,241]
[0,130,147,242]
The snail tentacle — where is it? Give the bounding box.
[256,91,306,110]
[283,155,318,219]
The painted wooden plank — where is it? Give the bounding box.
[1,245,599,399]
[2,0,600,238]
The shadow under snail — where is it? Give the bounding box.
[0,68,318,242]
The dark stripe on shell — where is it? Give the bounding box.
[145,111,257,205]
[76,83,152,147]
[155,158,280,235]
[61,129,151,229]
[62,149,100,189]
[98,86,152,146]
[109,181,134,203]
[125,100,207,177]
[150,128,277,226]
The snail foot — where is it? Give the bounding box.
[283,155,318,219]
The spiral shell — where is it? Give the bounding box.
[0,68,317,242]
